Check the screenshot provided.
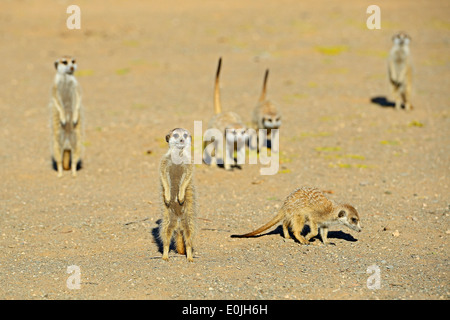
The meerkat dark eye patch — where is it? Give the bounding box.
[72,59,76,64]
[173,133,179,139]
[62,60,68,65]
[351,218,358,223]
[183,133,188,139]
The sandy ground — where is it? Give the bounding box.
[0,0,449,301]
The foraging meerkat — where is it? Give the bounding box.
[250,69,281,152]
[206,58,247,170]
[231,187,361,245]
[159,128,197,262]
[50,56,83,177]
[388,32,413,110]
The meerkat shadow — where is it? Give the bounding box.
[51,157,83,171]
[370,96,395,109]
[264,226,358,243]
[151,219,164,253]
[151,219,178,254]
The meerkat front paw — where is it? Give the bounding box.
[164,190,171,206]
[177,191,185,205]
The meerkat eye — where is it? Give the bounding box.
[62,60,68,65]
[72,59,76,64]
[276,117,281,122]
[173,133,179,139]
[351,218,358,223]
[183,133,188,139]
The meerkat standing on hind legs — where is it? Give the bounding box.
[50,56,83,177]
[250,69,281,153]
[388,32,413,111]
[159,128,197,262]
[206,57,248,171]
[231,187,361,245]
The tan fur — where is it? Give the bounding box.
[159,128,196,262]
[388,32,413,110]
[207,58,247,170]
[250,69,281,152]
[231,187,361,245]
[50,56,83,177]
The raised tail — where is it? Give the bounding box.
[63,150,71,170]
[231,209,284,238]
[214,57,222,114]
[258,69,269,103]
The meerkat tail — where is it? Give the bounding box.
[258,69,269,103]
[231,209,284,238]
[63,150,71,170]
[214,57,222,115]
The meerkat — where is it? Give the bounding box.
[206,58,247,170]
[231,187,361,245]
[388,32,413,111]
[250,69,281,152]
[50,56,83,177]
[159,128,197,262]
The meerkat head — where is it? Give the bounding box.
[335,204,362,232]
[262,113,282,129]
[392,32,411,46]
[54,56,77,75]
[225,124,247,145]
[166,128,192,150]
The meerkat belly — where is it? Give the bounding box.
[168,165,185,215]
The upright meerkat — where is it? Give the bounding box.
[206,58,247,170]
[250,69,281,152]
[388,32,413,111]
[50,56,83,177]
[231,187,361,245]
[159,128,197,262]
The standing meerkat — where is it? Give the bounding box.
[388,32,413,111]
[231,187,361,245]
[159,128,197,262]
[50,56,83,177]
[250,69,281,152]
[206,58,247,171]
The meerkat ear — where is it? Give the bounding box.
[338,210,346,218]
[54,61,59,69]
[165,134,171,143]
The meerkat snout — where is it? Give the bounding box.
[337,206,362,232]
[166,128,191,149]
[393,32,410,46]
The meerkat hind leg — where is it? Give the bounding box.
[292,215,308,245]
[182,196,195,262]
[393,85,402,110]
[161,214,177,261]
[304,221,319,242]
[282,222,291,239]
[53,143,63,178]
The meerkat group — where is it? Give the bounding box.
[46,31,418,261]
